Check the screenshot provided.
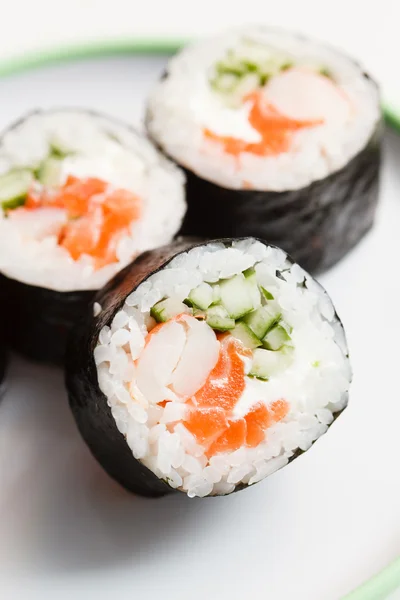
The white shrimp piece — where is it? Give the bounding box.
[8,207,67,240]
[135,320,186,404]
[265,67,351,124]
[170,315,220,398]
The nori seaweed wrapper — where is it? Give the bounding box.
[0,273,93,365]
[0,343,7,392]
[179,124,382,273]
[65,237,349,498]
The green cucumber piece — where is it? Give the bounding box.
[49,141,72,159]
[243,306,281,340]
[211,284,221,305]
[262,325,291,351]
[216,63,246,77]
[211,73,238,94]
[249,347,294,380]
[0,169,33,210]
[231,322,262,350]
[205,305,235,332]
[219,273,254,319]
[37,157,63,187]
[243,268,261,309]
[211,51,295,98]
[150,299,191,323]
[189,282,213,310]
[319,67,333,79]
[259,73,270,86]
[260,286,274,301]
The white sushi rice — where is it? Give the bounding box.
[0,110,186,291]
[95,239,351,497]
[146,26,380,191]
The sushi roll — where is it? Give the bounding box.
[146,27,382,273]
[0,110,186,364]
[66,237,351,498]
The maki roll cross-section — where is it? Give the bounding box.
[0,109,186,364]
[66,238,351,498]
[146,27,382,272]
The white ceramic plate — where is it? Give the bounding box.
[0,54,399,600]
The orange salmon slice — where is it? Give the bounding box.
[184,407,228,446]
[194,337,248,412]
[245,402,271,448]
[24,175,142,267]
[207,418,247,456]
[180,332,290,456]
[204,91,322,157]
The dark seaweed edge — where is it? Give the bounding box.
[66,236,350,498]
[0,272,94,365]
[0,344,7,394]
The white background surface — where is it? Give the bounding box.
[0,0,398,113]
[0,55,399,600]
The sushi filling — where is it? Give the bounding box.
[0,111,185,290]
[1,168,142,269]
[95,240,351,497]
[147,27,380,190]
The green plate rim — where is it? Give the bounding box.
[342,555,400,600]
[383,104,400,132]
[0,38,186,78]
[0,36,398,600]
